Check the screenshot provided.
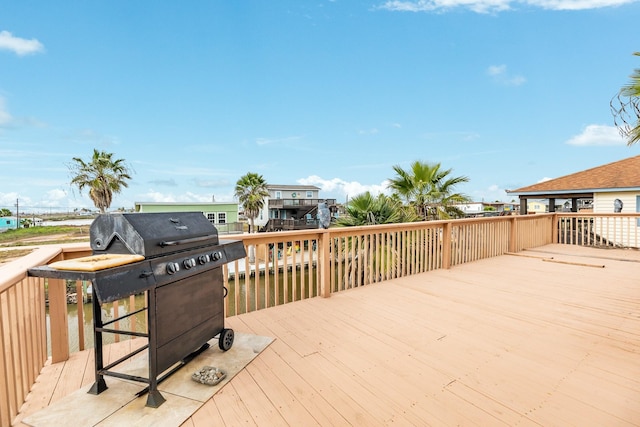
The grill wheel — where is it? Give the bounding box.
[219,328,234,351]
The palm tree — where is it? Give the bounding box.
[387,160,469,221]
[234,172,269,233]
[335,192,418,227]
[69,149,132,213]
[611,52,640,146]
[334,192,419,287]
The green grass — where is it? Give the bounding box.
[0,225,90,245]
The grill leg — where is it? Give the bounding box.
[88,285,108,395]
[145,389,166,408]
[146,287,166,407]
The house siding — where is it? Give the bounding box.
[593,191,640,248]
[134,203,239,224]
[0,216,18,231]
[593,191,639,214]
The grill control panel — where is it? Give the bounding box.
[155,247,229,284]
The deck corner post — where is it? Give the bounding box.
[319,229,331,298]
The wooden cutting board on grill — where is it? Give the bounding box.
[49,254,145,271]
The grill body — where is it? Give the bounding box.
[29,212,246,407]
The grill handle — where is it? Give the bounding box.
[159,235,216,248]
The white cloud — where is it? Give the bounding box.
[297,175,390,201]
[486,64,526,86]
[0,97,13,126]
[468,184,514,202]
[68,128,120,145]
[358,128,379,135]
[45,189,68,201]
[0,31,45,56]
[377,0,634,13]
[379,0,512,13]
[255,136,302,146]
[487,65,506,76]
[566,124,627,146]
[537,177,553,183]
[526,0,636,8]
[0,192,23,207]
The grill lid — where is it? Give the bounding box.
[90,212,220,258]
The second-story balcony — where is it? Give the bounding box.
[268,198,336,209]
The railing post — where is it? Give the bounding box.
[442,222,452,270]
[552,213,559,244]
[319,229,331,297]
[48,278,70,363]
[509,216,517,252]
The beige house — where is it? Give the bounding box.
[507,155,640,215]
[256,184,337,231]
[526,200,548,213]
[507,155,640,247]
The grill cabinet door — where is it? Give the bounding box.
[153,269,225,373]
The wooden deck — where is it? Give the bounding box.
[13,244,640,426]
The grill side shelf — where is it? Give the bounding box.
[28,266,99,282]
[28,260,157,304]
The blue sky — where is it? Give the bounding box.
[1,0,639,213]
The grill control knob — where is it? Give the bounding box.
[198,255,208,265]
[166,262,180,275]
[183,258,196,269]
[212,251,222,261]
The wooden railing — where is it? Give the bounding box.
[556,213,640,248]
[2,212,638,426]
[0,243,91,427]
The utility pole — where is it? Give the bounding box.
[15,198,19,229]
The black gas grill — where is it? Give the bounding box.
[28,212,246,407]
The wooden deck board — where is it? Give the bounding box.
[14,244,640,426]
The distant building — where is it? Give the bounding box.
[0,216,19,232]
[134,202,242,234]
[527,200,547,214]
[257,185,337,231]
[507,155,640,215]
[455,202,519,217]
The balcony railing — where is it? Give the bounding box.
[1,213,639,425]
[264,218,321,231]
[268,198,336,208]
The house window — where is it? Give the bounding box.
[217,212,226,224]
[205,212,216,225]
[275,191,281,199]
[306,191,313,198]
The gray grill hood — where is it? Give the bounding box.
[90,212,220,258]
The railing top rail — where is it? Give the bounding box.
[0,242,92,293]
[554,212,640,217]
